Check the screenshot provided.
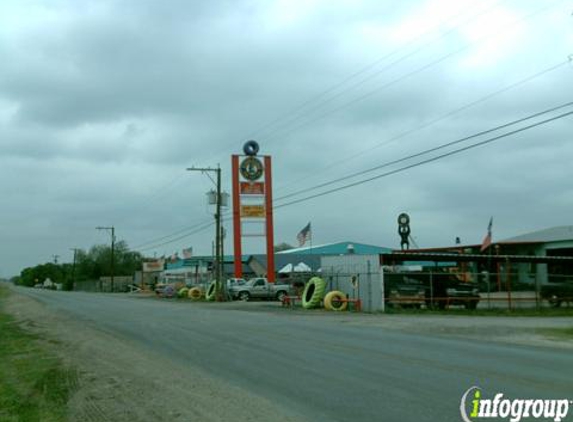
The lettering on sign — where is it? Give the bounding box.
[241,204,265,218]
[240,182,265,195]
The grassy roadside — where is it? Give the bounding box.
[538,327,573,340]
[0,285,76,422]
[383,306,573,317]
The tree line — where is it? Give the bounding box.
[14,241,143,290]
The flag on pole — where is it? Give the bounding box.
[182,247,193,259]
[297,222,311,247]
[480,217,493,252]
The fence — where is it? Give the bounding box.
[321,255,385,312]
[383,269,573,311]
[74,276,135,293]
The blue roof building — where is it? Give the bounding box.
[277,241,392,256]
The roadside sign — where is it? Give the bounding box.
[241,204,265,218]
[240,182,265,195]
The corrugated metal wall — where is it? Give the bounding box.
[320,255,384,312]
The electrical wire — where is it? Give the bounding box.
[250,0,504,141]
[263,0,565,145]
[136,221,215,252]
[274,107,573,209]
[131,218,215,250]
[199,0,505,162]
[275,100,573,203]
[275,59,570,193]
[127,0,566,254]
[132,104,572,254]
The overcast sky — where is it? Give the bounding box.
[1,0,572,276]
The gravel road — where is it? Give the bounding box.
[6,286,573,422]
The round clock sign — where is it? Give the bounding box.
[240,156,264,181]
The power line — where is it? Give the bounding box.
[199,0,504,163]
[275,59,570,193]
[275,100,573,203]
[249,0,504,141]
[131,218,214,250]
[274,107,573,209]
[133,93,570,253]
[136,221,215,252]
[263,0,565,145]
[132,103,572,253]
[125,1,566,253]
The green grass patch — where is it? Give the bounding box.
[538,327,573,340]
[383,306,573,317]
[0,286,75,422]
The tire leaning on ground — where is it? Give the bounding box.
[177,287,189,298]
[324,290,348,311]
[302,277,327,309]
[188,287,203,300]
[205,281,217,301]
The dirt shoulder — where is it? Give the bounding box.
[4,289,573,422]
[4,289,308,422]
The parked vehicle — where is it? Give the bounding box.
[540,282,573,307]
[227,278,246,289]
[229,277,291,302]
[387,271,480,310]
[424,272,480,310]
[384,274,426,308]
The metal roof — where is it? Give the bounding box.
[277,241,392,255]
[381,252,573,264]
[500,226,573,244]
[248,254,321,271]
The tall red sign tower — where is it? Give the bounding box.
[231,141,275,282]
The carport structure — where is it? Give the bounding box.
[379,251,573,310]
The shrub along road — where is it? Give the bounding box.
[6,286,573,422]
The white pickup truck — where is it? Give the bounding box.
[229,277,291,302]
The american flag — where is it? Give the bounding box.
[480,217,493,252]
[297,222,312,247]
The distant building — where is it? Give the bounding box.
[497,226,573,284]
[398,226,573,286]
[277,241,392,256]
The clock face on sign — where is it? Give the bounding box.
[240,156,264,181]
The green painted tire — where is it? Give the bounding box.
[188,287,203,300]
[177,287,189,298]
[205,281,217,301]
[324,290,348,311]
[302,277,326,309]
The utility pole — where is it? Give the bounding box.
[187,165,226,301]
[96,226,115,292]
[52,254,60,264]
[70,248,80,291]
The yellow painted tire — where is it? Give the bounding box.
[177,287,189,298]
[324,291,348,311]
[302,277,326,309]
[205,281,217,302]
[188,287,203,300]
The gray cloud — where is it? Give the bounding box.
[1,0,572,276]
